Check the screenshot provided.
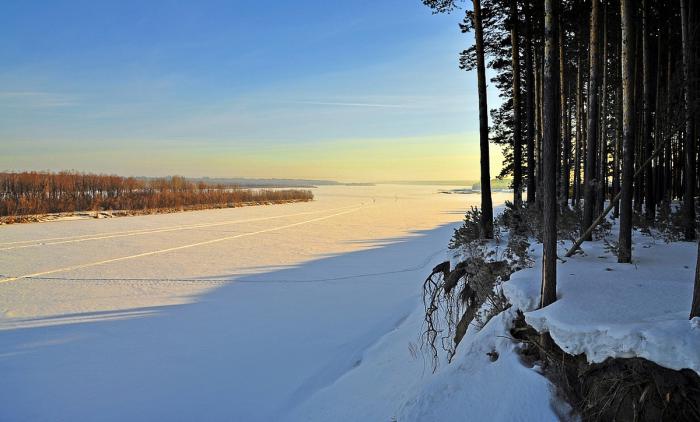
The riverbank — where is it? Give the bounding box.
[0,198,313,225]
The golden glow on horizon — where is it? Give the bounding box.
[2,134,504,182]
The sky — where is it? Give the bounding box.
[0,0,502,182]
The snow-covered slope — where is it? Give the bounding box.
[504,225,700,376]
[295,216,699,421]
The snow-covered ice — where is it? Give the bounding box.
[0,185,511,421]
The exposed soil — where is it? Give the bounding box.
[510,312,700,421]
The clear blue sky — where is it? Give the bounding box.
[0,0,501,181]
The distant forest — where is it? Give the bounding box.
[0,171,313,220]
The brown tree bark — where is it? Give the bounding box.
[642,0,655,222]
[525,4,536,205]
[559,16,570,207]
[574,49,583,208]
[613,59,623,218]
[535,48,544,209]
[583,0,601,240]
[472,0,494,239]
[680,0,696,241]
[541,0,558,308]
[692,240,700,318]
[597,1,608,215]
[511,0,523,206]
[618,0,636,263]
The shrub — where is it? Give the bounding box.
[449,207,487,251]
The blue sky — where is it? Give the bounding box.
[0,0,501,181]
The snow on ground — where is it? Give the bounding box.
[396,308,562,422]
[0,185,513,421]
[3,188,696,421]
[504,219,700,376]
[288,307,562,422]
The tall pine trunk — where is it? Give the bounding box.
[618,0,636,263]
[680,0,696,241]
[473,0,494,239]
[541,0,558,308]
[574,50,583,207]
[642,0,655,222]
[583,0,601,240]
[525,5,536,205]
[535,49,544,209]
[511,0,523,206]
[597,1,608,215]
[613,40,623,218]
[559,16,570,207]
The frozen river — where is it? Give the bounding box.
[0,184,508,421]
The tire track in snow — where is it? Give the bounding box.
[0,206,364,284]
[0,205,360,250]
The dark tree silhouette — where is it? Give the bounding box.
[541,0,558,308]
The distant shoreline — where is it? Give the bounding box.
[0,198,313,225]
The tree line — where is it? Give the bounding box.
[423,0,700,318]
[0,171,313,218]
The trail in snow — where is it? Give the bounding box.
[0,206,364,283]
[0,204,359,250]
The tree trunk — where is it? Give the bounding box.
[642,0,655,223]
[633,29,643,214]
[472,0,494,239]
[692,240,700,318]
[535,49,544,210]
[559,16,570,207]
[597,1,608,215]
[618,0,636,263]
[583,0,601,241]
[541,0,558,308]
[680,0,696,241]
[613,60,623,218]
[525,4,536,205]
[574,50,583,208]
[654,19,665,209]
[664,36,672,204]
[613,39,623,218]
[511,0,523,206]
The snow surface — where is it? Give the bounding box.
[504,221,700,375]
[395,309,561,422]
[0,185,516,421]
[3,186,696,421]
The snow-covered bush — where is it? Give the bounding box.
[448,206,487,251]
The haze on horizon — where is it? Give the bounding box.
[0,0,502,182]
